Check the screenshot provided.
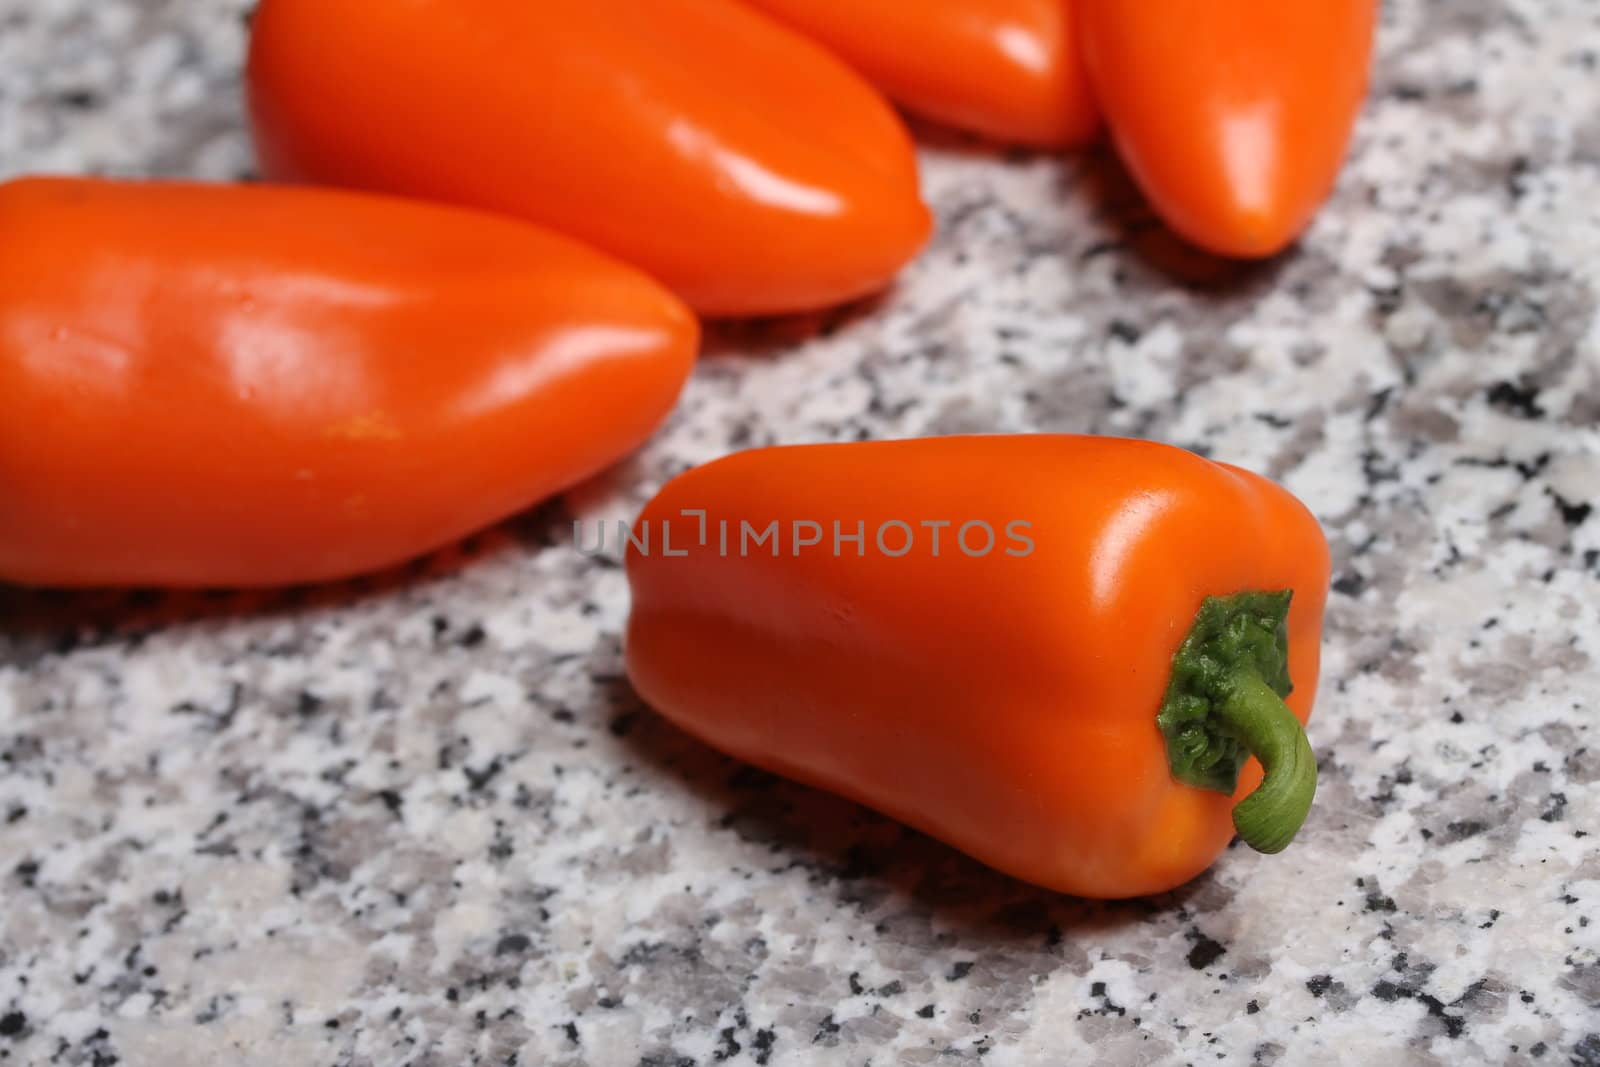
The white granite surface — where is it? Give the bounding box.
[2,0,1599,1064]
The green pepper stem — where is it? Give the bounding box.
[1216,669,1317,854]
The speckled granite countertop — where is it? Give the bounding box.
[2,1,1598,1064]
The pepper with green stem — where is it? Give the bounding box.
[625,434,1332,898]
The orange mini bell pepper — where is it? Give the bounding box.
[742,0,1099,148]
[0,178,697,589]
[1079,0,1379,258]
[247,0,932,318]
[623,435,1330,899]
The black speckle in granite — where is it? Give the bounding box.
[812,1012,841,1044]
[194,995,232,1025]
[496,934,531,957]
[1370,979,1469,1039]
[750,1027,776,1064]
[1360,449,1401,485]
[916,1005,935,1019]
[1445,820,1489,842]
[1369,765,1414,810]
[78,1027,118,1067]
[464,757,504,792]
[1518,454,1554,481]
[1246,1001,1260,1015]
[488,820,515,862]
[877,980,904,997]
[1252,1040,1286,1064]
[1086,981,1127,1019]
[712,1027,740,1060]
[12,859,37,889]
[54,88,100,108]
[1186,932,1227,971]
[1488,380,1546,419]
[1549,492,1593,528]
[1332,572,1367,597]
[946,961,975,981]
[621,941,702,969]
[1,736,42,767]
[0,1014,23,1039]
[1108,320,1143,344]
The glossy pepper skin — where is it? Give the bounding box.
[1079,1,1379,258]
[0,178,697,589]
[247,0,932,318]
[624,436,1330,899]
[742,0,1099,148]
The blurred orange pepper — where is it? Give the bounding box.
[1079,0,1379,257]
[742,0,1099,148]
[624,435,1330,898]
[247,0,933,318]
[0,178,697,589]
